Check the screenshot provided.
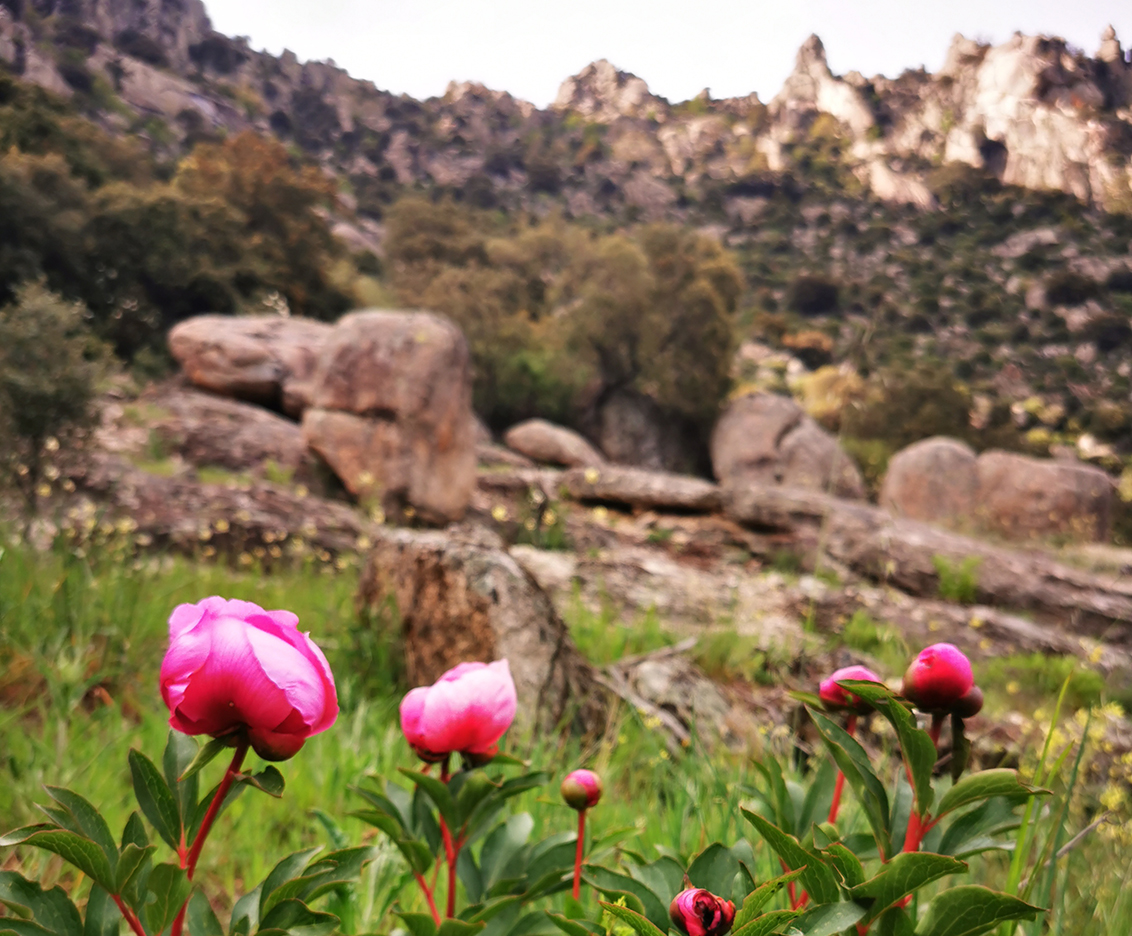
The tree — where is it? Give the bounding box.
[0,282,104,512]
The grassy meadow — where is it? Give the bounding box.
[1,536,1131,935]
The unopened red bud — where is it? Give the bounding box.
[561,769,602,810]
[669,888,735,936]
[819,665,881,714]
[902,643,974,712]
[953,685,984,718]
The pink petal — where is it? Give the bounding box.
[400,686,430,748]
[420,660,517,753]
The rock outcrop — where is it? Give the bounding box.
[301,310,476,523]
[561,465,721,513]
[711,392,865,499]
[168,315,332,416]
[357,526,605,735]
[503,419,604,468]
[881,437,979,525]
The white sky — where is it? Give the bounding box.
[201,1,1132,108]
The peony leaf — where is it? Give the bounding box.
[0,829,114,893]
[935,770,1044,819]
[129,748,182,851]
[396,912,438,936]
[0,872,83,936]
[81,887,120,936]
[791,902,867,936]
[436,920,486,936]
[731,908,800,936]
[545,912,598,936]
[238,767,285,798]
[187,892,225,936]
[741,810,840,906]
[257,898,338,936]
[258,848,323,918]
[913,886,1041,936]
[598,902,667,936]
[850,852,967,923]
[688,842,743,903]
[114,843,156,896]
[399,769,457,829]
[584,866,669,932]
[143,863,192,936]
[734,867,805,929]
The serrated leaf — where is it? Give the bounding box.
[850,853,967,923]
[935,770,1042,819]
[598,902,667,936]
[0,872,83,936]
[143,863,192,936]
[732,909,800,936]
[791,902,867,936]
[741,810,840,906]
[0,829,115,892]
[913,886,1040,936]
[178,737,231,783]
[82,887,119,936]
[114,843,155,895]
[129,749,182,851]
[806,710,892,859]
[584,866,668,932]
[734,867,805,929]
[399,769,457,829]
[837,682,935,818]
[188,892,225,936]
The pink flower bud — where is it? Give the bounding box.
[902,643,974,713]
[819,665,882,714]
[160,597,338,761]
[561,769,603,810]
[399,660,517,761]
[953,684,984,718]
[669,888,735,936]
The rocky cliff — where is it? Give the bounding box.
[2,1,1130,212]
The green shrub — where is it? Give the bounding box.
[932,554,981,604]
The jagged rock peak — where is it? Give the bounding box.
[795,34,829,72]
[771,33,875,138]
[1097,25,1125,65]
[553,59,662,122]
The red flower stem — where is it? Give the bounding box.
[170,742,249,936]
[827,714,856,825]
[437,759,462,918]
[112,895,148,936]
[929,714,944,750]
[572,809,587,900]
[414,871,442,925]
[780,858,808,910]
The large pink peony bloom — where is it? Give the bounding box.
[669,888,735,936]
[400,660,517,762]
[160,597,338,761]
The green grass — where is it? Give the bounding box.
[2,537,1132,934]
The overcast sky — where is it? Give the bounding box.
[202,1,1132,108]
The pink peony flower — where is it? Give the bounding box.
[819,664,882,714]
[561,769,603,810]
[669,888,735,936]
[160,597,338,761]
[902,642,974,712]
[400,660,517,762]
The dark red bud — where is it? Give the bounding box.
[669,888,735,936]
[952,684,984,718]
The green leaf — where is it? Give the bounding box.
[627,856,686,909]
[43,789,117,869]
[121,812,149,849]
[188,892,225,936]
[231,884,265,936]
[164,731,202,824]
[0,872,83,936]
[545,912,596,936]
[688,843,742,903]
[807,709,892,859]
[143,863,192,936]
[0,829,115,892]
[399,769,457,829]
[798,760,837,836]
[938,799,1023,859]
[453,772,499,828]
[874,906,915,936]
[259,848,323,917]
[258,898,338,936]
[129,748,182,851]
[935,771,1042,819]
[822,844,865,889]
[731,909,800,936]
[598,902,667,936]
[585,866,669,933]
[436,920,486,936]
[950,715,970,784]
[239,767,285,798]
[82,887,120,936]
[463,895,523,926]
[753,759,795,834]
[741,810,840,906]
[178,737,231,783]
[396,912,438,936]
[850,853,967,923]
[791,902,867,936]
[0,921,57,936]
[479,814,534,894]
[913,886,1041,936]
[734,867,804,929]
[838,682,936,818]
[114,843,156,895]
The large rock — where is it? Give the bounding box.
[150,388,311,479]
[561,465,721,513]
[881,437,979,525]
[357,527,605,735]
[976,450,1113,543]
[503,419,604,468]
[711,392,865,499]
[598,389,690,473]
[168,315,332,416]
[301,310,477,523]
